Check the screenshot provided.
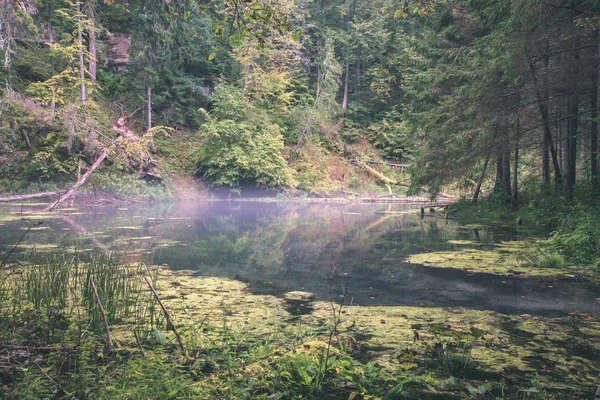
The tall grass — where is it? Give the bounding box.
[82,254,141,333]
[0,251,162,341]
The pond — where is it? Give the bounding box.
[3,200,600,397]
[2,200,599,317]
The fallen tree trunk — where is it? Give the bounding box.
[0,190,63,203]
[0,111,161,209]
[359,162,398,184]
[358,159,408,168]
[357,161,409,187]
[43,150,108,211]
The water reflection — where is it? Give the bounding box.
[1,201,599,317]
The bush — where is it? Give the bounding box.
[196,84,295,189]
[533,251,565,269]
[542,208,600,266]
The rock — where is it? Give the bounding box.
[283,291,316,315]
[106,33,131,73]
[283,291,316,302]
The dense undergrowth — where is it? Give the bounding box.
[2,247,598,399]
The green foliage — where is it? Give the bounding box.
[96,354,204,399]
[0,249,403,400]
[542,208,600,267]
[425,323,484,374]
[530,251,565,269]
[97,69,132,98]
[196,84,294,189]
[366,110,413,161]
[129,0,215,127]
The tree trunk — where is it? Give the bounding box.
[529,62,562,188]
[355,48,361,86]
[512,117,520,211]
[542,134,551,185]
[22,131,31,148]
[43,151,108,211]
[494,154,503,194]
[341,0,351,111]
[4,1,12,87]
[146,84,152,131]
[502,142,512,199]
[77,1,86,106]
[592,29,599,187]
[557,101,563,172]
[0,190,64,203]
[472,153,490,203]
[88,1,97,82]
[342,59,349,111]
[566,93,578,197]
[242,51,252,98]
[48,7,56,118]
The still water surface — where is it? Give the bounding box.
[1,201,599,317]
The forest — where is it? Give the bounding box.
[1,0,600,399]
[0,0,599,203]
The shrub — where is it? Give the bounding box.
[542,208,600,266]
[196,84,295,189]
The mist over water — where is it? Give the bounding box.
[2,200,599,317]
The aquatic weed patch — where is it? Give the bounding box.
[404,241,586,277]
[2,253,600,399]
[310,302,600,398]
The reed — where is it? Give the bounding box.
[0,251,158,342]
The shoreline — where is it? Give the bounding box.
[0,191,456,208]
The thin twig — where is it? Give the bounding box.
[132,328,145,357]
[90,277,112,351]
[144,276,188,358]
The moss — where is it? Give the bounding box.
[404,241,586,277]
[141,269,599,396]
[304,300,599,396]
[2,262,598,398]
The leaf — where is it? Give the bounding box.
[267,393,283,400]
[292,29,304,42]
[383,377,419,400]
[208,52,217,61]
[466,383,478,395]
[348,392,358,400]
[154,328,166,344]
[470,327,484,339]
